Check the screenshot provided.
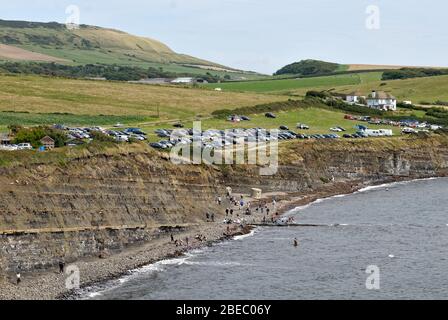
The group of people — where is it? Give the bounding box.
[170,233,207,248]
[15,259,65,286]
[205,212,215,222]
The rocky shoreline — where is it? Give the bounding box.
[0,176,420,300]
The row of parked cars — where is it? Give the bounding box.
[54,125,148,143]
[148,126,370,150]
[0,143,33,151]
[344,115,443,131]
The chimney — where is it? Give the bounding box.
[371,90,377,98]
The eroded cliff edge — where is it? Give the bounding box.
[1,135,448,275]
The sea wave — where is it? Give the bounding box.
[233,228,257,241]
[286,177,441,216]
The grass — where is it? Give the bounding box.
[203,72,383,93]
[0,111,154,127]
[283,75,448,104]
[0,74,285,120]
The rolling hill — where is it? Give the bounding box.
[274,59,444,77]
[0,19,258,78]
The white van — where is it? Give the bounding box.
[364,129,393,137]
[17,143,33,150]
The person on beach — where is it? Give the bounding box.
[230,209,234,216]
[16,272,21,285]
[226,208,229,216]
[293,238,299,247]
[186,237,189,246]
[206,212,210,222]
[217,197,222,205]
[170,234,174,242]
[211,213,215,222]
[59,260,65,274]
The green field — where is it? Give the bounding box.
[203,72,383,93]
[320,75,448,105]
[0,74,285,120]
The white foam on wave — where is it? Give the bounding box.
[184,261,243,267]
[356,177,439,194]
[80,253,196,298]
[233,228,257,241]
[87,292,102,298]
[286,177,442,216]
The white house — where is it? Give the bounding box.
[367,91,397,111]
[346,90,365,104]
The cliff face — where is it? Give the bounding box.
[1,135,448,274]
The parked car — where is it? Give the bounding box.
[173,123,184,128]
[17,143,33,150]
[241,116,251,121]
[297,123,310,130]
[330,127,343,132]
[265,113,276,118]
[125,128,146,135]
[150,142,165,149]
[279,125,289,130]
[116,135,129,142]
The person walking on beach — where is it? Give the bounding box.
[217,197,222,205]
[170,234,174,243]
[206,212,210,222]
[226,208,229,216]
[293,238,299,247]
[16,272,21,285]
[230,208,234,216]
[59,260,65,274]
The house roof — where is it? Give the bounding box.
[347,90,364,97]
[40,135,55,143]
[0,133,11,141]
[368,91,396,100]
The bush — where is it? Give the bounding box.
[13,126,67,148]
[274,59,340,76]
[382,68,448,80]
[89,131,116,143]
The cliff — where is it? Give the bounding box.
[1,135,448,275]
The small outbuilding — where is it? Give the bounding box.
[0,133,11,146]
[40,136,55,150]
[251,188,262,199]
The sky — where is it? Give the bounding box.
[1,0,447,74]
